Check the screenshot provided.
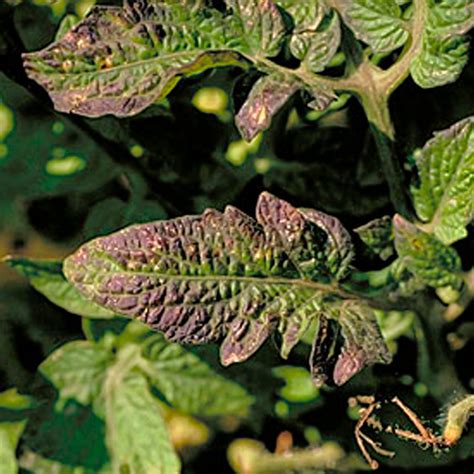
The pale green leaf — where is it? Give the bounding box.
[40,340,112,407]
[4,257,115,318]
[105,373,180,474]
[19,450,112,474]
[141,334,254,417]
[411,116,474,244]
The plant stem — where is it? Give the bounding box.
[358,88,414,219]
[413,293,467,404]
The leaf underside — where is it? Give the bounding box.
[63,192,391,386]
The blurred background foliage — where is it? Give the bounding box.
[0,1,473,472]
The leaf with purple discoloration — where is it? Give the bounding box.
[63,192,390,385]
[236,75,298,141]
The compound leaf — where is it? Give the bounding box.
[62,193,384,385]
[141,334,254,417]
[105,373,180,474]
[40,341,112,408]
[393,214,463,289]
[336,0,409,53]
[4,257,115,318]
[411,116,474,245]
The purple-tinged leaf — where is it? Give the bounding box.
[63,193,388,385]
[333,301,392,385]
[236,75,298,142]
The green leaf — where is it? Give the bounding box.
[235,74,298,141]
[393,214,463,289]
[63,193,389,386]
[277,0,341,71]
[301,12,341,73]
[0,388,34,412]
[336,0,409,53]
[410,0,473,88]
[19,450,112,474]
[410,116,474,244]
[354,215,394,260]
[0,389,31,474]
[141,334,254,417]
[410,34,470,88]
[4,257,115,318]
[40,340,112,408]
[226,0,286,56]
[105,373,180,474]
[0,421,26,474]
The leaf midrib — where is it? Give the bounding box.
[76,270,350,300]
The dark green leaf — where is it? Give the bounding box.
[4,257,115,318]
[141,334,254,416]
[393,214,463,289]
[105,373,180,474]
[410,116,474,244]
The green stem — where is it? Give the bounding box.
[359,88,414,219]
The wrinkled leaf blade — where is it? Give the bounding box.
[337,0,409,53]
[393,214,463,289]
[410,116,474,244]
